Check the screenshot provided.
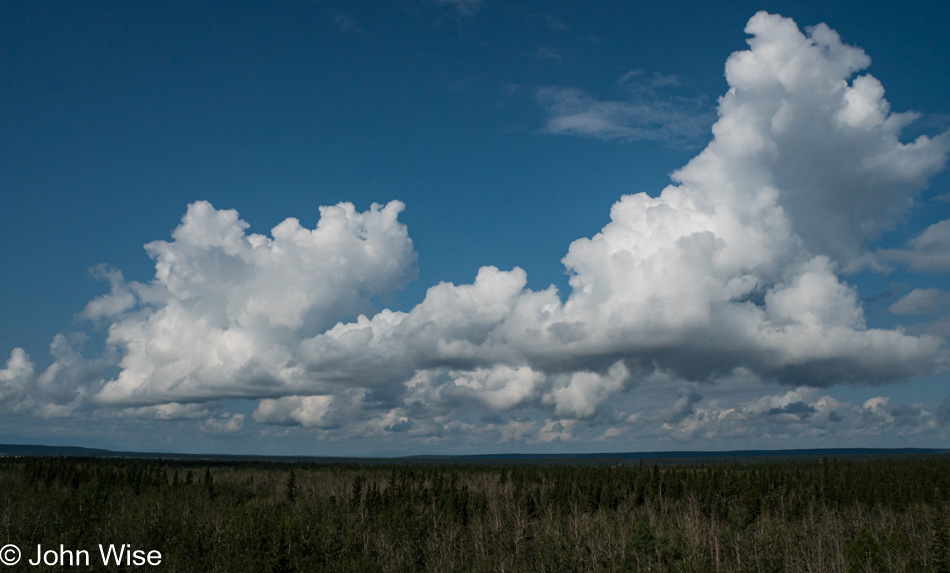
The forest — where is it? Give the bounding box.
[1,455,949,572]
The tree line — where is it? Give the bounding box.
[1,455,948,571]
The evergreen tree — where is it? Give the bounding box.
[846,526,883,573]
[203,466,215,499]
[286,468,298,502]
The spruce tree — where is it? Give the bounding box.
[286,468,298,502]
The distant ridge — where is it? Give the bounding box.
[0,443,948,464]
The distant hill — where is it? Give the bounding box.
[0,443,948,464]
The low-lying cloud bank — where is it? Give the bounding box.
[3,12,950,446]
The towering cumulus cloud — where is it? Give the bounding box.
[3,13,949,443]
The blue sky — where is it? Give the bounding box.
[3,0,950,455]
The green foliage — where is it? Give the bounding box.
[846,526,884,572]
[285,469,297,502]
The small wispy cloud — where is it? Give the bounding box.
[528,12,569,31]
[617,69,681,91]
[880,218,950,272]
[330,11,365,35]
[535,84,713,146]
[888,288,950,339]
[201,413,246,434]
[434,0,483,18]
[890,288,950,315]
[534,46,562,64]
[535,68,713,146]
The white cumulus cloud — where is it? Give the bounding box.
[93,199,417,406]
